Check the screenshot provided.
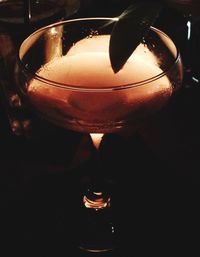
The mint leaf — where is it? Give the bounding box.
[109,1,163,73]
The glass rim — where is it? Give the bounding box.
[18,17,181,92]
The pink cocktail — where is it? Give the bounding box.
[17,18,182,134]
[16,17,183,252]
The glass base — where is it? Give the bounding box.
[78,203,116,253]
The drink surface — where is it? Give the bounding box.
[27,35,173,133]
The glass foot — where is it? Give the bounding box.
[78,187,116,253]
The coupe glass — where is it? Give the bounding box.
[15,17,183,252]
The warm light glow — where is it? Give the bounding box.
[83,194,111,210]
[50,27,57,36]
[90,133,104,149]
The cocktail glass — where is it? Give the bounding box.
[15,17,183,252]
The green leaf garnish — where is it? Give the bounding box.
[109,1,163,73]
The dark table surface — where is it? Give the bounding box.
[1,2,200,257]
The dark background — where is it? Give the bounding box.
[1,1,200,256]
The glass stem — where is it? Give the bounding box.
[83,133,110,210]
[77,134,116,252]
